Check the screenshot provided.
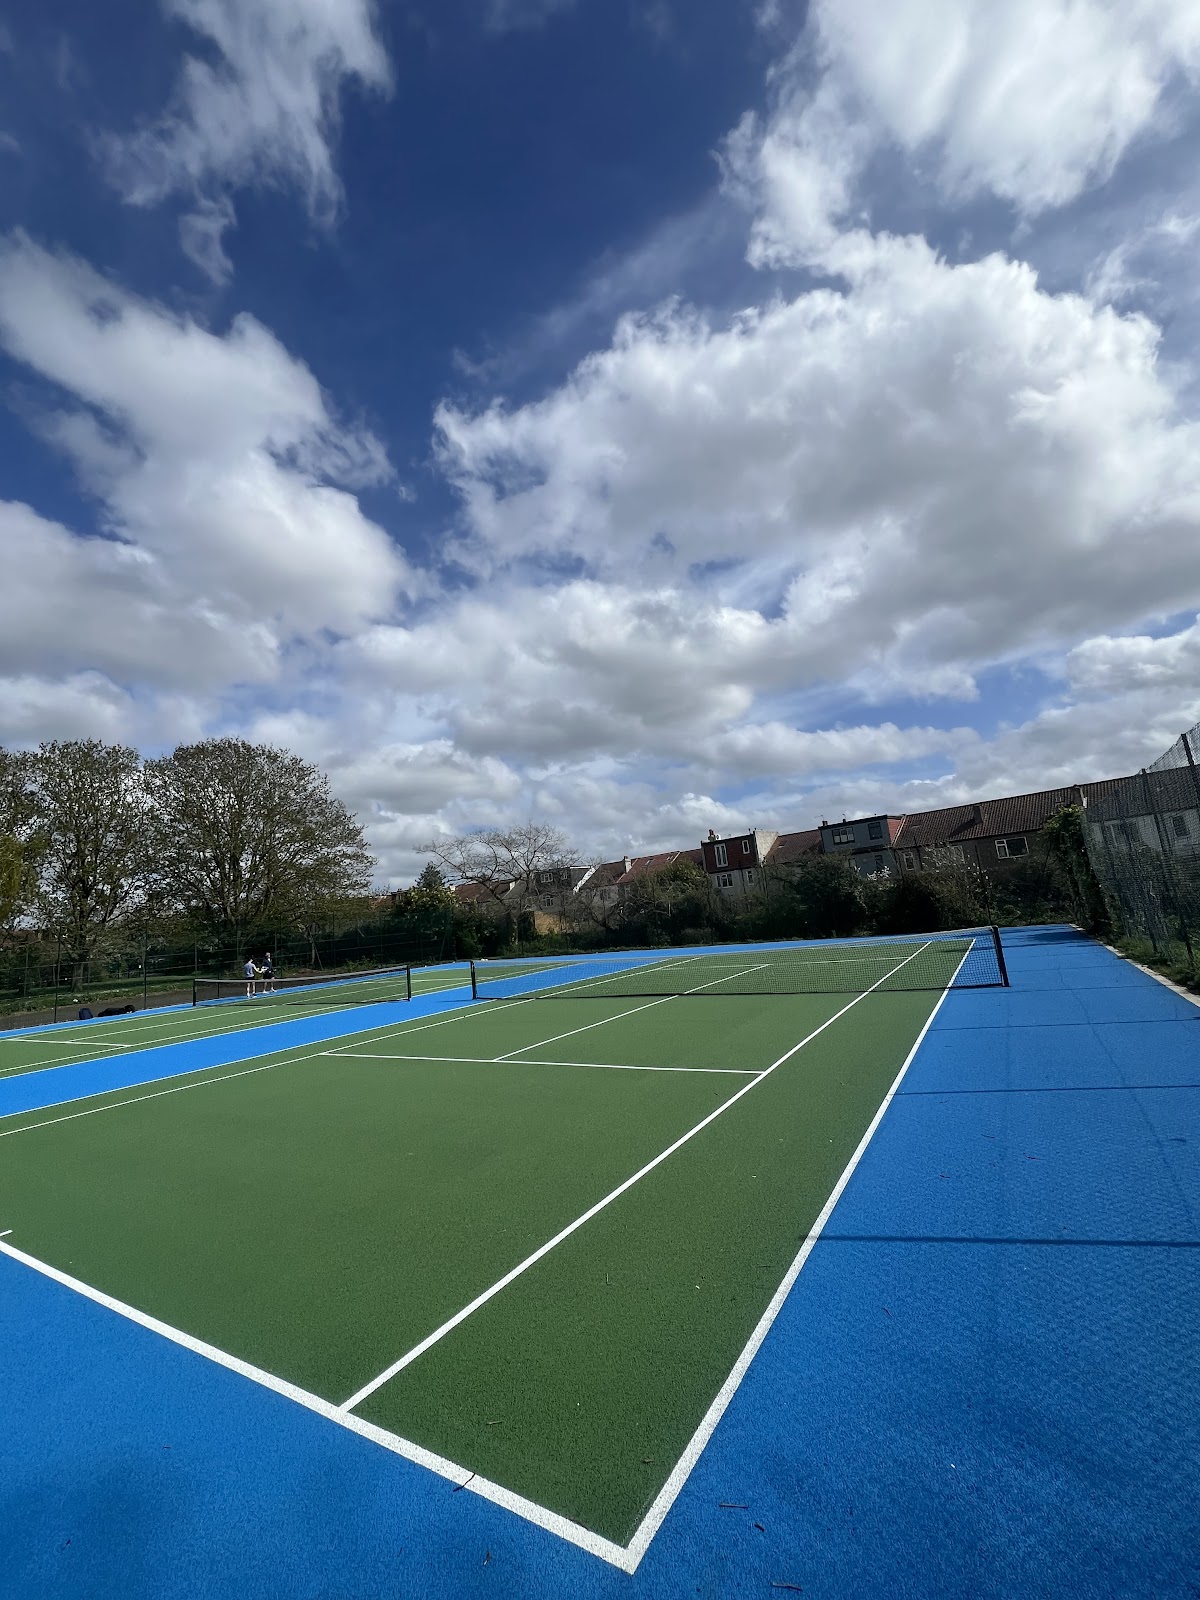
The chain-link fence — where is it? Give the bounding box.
[0,922,451,1026]
[1083,722,1200,980]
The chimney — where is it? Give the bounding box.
[708,829,717,841]
[623,856,631,874]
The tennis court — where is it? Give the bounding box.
[6,926,1197,1599]
[0,962,470,1082]
[0,934,976,1559]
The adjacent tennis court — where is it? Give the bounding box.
[0,935,968,1557]
[0,962,470,1082]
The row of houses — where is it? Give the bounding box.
[449,770,1200,925]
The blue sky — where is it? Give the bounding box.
[2,0,1200,882]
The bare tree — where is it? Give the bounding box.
[144,739,375,939]
[27,740,148,964]
[421,823,575,919]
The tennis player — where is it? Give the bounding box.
[244,955,258,997]
[261,951,276,992]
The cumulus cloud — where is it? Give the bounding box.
[437,237,1200,696]
[728,0,1200,267]
[0,233,406,647]
[0,234,408,753]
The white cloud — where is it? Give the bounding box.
[179,193,237,284]
[727,0,1200,270]
[437,237,1200,695]
[0,234,406,656]
[104,0,390,224]
[1065,614,1200,695]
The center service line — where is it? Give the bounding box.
[339,945,930,1413]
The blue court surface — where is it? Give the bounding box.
[2,926,1197,1598]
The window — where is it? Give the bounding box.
[830,825,854,846]
[874,854,884,869]
[901,850,917,870]
[542,896,554,908]
[718,872,734,888]
[995,836,1028,859]
[867,820,883,840]
[746,869,756,883]
[743,837,752,852]
[1172,814,1190,838]
[713,842,728,867]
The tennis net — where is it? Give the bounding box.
[192,965,412,1008]
[471,928,1008,1001]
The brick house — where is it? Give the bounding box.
[889,779,1133,876]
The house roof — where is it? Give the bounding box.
[586,849,706,889]
[892,779,1137,848]
[763,829,822,866]
[450,879,515,904]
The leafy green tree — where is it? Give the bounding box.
[27,740,147,964]
[787,855,865,939]
[0,834,22,930]
[144,739,375,938]
[0,747,40,932]
[1042,805,1110,930]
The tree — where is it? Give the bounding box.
[0,747,38,932]
[420,823,574,919]
[621,859,715,943]
[1041,805,1110,930]
[403,862,456,917]
[144,739,375,939]
[786,855,865,939]
[27,740,147,965]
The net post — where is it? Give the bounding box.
[990,925,1010,987]
[192,977,198,1008]
[406,964,412,1002]
[470,960,479,1001]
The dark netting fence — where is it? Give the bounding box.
[1084,722,1200,980]
[471,926,1009,1001]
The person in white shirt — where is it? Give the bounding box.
[244,956,258,998]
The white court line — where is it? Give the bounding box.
[621,943,967,1571]
[322,1052,757,1075]
[0,1236,631,1571]
[491,964,773,1061]
[340,946,929,1414]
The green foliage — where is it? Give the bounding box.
[0,835,22,929]
[144,738,375,937]
[864,861,989,935]
[28,739,147,965]
[1041,805,1110,930]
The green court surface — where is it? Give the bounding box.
[0,976,944,1545]
[0,963,471,1081]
